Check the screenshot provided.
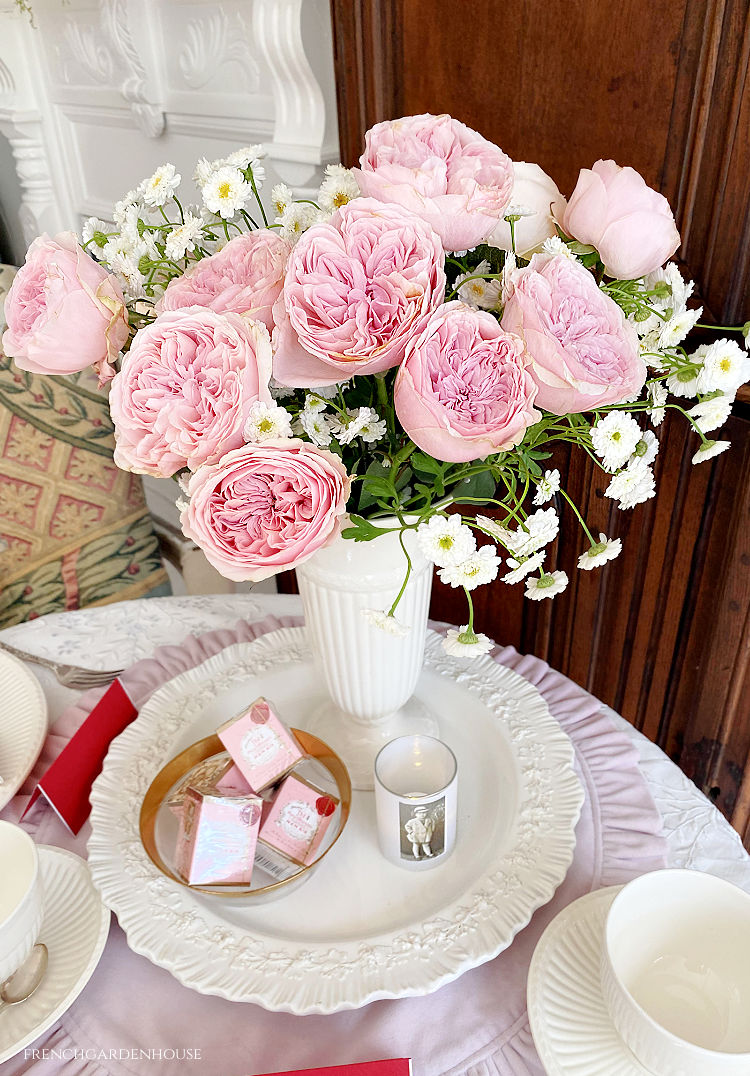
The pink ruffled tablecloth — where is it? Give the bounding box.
[3,616,667,1076]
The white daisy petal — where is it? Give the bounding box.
[590,412,642,472]
[691,439,730,465]
[361,609,410,637]
[532,468,560,506]
[525,570,568,600]
[438,546,500,590]
[577,533,622,570]
[442,626,493,659]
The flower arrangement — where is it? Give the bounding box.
[4,114,749,658]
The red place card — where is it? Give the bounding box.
[254,1061,411,1076]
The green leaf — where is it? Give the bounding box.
[411,452,444,476]
[567,241,597,255]
[455,470,497,500]
[361,475,394,500]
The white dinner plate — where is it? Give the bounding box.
[88,627,584,1014]
[0,651,47,810]
[0,846,111,1064]
[527,886,653,1075]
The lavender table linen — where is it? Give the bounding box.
[2,615,667,1076]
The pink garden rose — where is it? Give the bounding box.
[156,230,290,332]
[501,253,646,414]
[562,160,680,279]
[272,198,445,387]
[394,301,540,462]
[180,440,351,581]
[488,162,566,257]
[353,113,514,252]
[2,232,128,382]
[110,307,272,477]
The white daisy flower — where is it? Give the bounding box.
[112,189,141,226]
[271,183,294,218]
[590,412,642,472]
[269,379,297,400]
[577,533,622,570]
[632,430,659,466]
[417,515,476,568]
[525,570,569,600]
[688,394,733,434]
[298,409,333,447]
[696,339,750,395]
[438,545,501,590]
[666,369,702,398]
[501,251,517,304]
[202,166,251,219]
[278,201,318,240]
[479,507,559,558]
[504,204,535,219]
[164,214,205,260]
[658,305,702,350]
[193,157,217,187]
[646,381,668,426]
[224,145,266,177]
[318,164,360,214]
[692,439,730,465]
[533,468,560,506]
[442,626,493,659]
[101,237,145,297]
[303,394,328,416]
[330,406,385,445]
[361,609,410,637]
[455,260,502,310]
[502,549,545,584]
[243,401,293,443]
[542,236,578,261]
[81,216,111,247]
[310,383,343,400]
[141,163,181,208]
[604,458,656,510]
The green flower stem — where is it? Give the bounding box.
[249,172,268,226]
[695,323,743,332]
[240,209,260,230]
[509,217,517,256]
[387,529,413,617]
[560,489,596,545]
[463,587,476,637]
[173,196,185,224]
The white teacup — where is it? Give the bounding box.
[601,869,750,1076]
[0,821,44,983]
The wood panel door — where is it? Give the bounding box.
[325,0,750,843]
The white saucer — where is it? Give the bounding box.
[527,886,653,1076]
[0,846,111,1063]
[0,651,47,810]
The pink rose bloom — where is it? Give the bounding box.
[394,301,540,463]
[156,230,290,332]
[488,162,566,256]
[2,231,128,382]
[353,113,513,252]
[110,307,272,477]
[272,198,445,387]
[501,253,646,414]
[180,440,351,581]
[562,160,680,279]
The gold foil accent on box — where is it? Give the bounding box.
[139,729,351,899]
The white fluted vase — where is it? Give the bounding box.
[296,517,438,790]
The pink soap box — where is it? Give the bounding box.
[218,697,304,792]
[256,772,339,880]
[174,786,263,886]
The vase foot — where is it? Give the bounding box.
[304,697,439,791]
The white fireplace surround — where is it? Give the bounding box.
[0,0,341,594]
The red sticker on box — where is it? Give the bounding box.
[250,702,269,724]
[316,796,336,817]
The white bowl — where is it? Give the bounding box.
[601,869,750,1076]
[0,821,44,982]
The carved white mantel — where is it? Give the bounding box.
[0,0,340,245]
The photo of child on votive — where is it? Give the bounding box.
[399,800,445,859]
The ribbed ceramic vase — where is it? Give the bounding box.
[296,517,438,790]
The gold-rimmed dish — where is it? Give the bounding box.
[139,728,351,900]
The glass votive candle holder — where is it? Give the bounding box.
[374,734,457,870]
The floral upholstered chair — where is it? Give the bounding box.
[0,265,170,628]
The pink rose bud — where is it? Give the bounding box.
[394,301,540,463]
[501,253,647,414]
[353,113,514,252]
[2,232,129,382]
[180,440,351,581]
[157,229,291,332]
[272,198,445,387]
[562,160,680,279]
[109,307,272,477]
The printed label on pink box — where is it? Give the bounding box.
[174,787,262,886]
[258,773,338,868]
[218,697,304,793]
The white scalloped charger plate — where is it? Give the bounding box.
[88,627,583,1014]
[527,886,653,1075]
[0,651,47,810]
[0,847,111,1064]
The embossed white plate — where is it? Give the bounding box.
[88,627,583,1014]
[0,847,111,1064]
[0,651,47,810]
[527,886,653,1075]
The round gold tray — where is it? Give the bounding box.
[139,728,351,899]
